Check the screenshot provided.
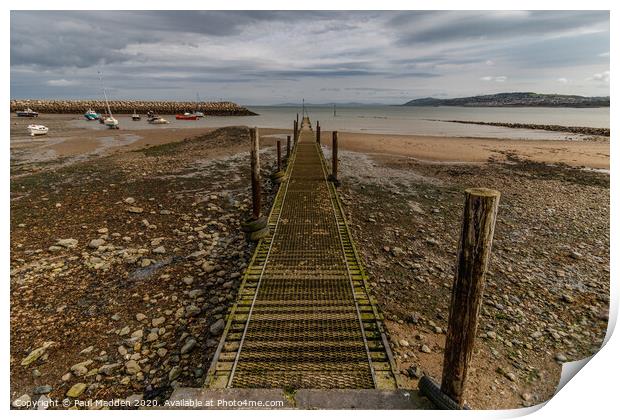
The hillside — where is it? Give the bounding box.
[403,92,610,108]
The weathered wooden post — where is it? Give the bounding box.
[316,121,321,144]
[420,188,500,408]
[293,120,298,143]
[328,131,340,186]
[250,127,261,220]
[276,140,282,172]
[286,135,291,159]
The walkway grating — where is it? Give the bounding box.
[204,117,398,390]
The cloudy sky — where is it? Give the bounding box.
[10,10,610,104]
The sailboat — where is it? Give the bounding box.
[99,71,119,129]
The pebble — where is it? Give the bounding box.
[209,319,225,335]
[186,305,201,317]
[124,197,136,204]
[89,238,106,249]
[181,338,197,354]
[168,366,181,381]
[56,238,78,248]
[420,345,431,354]
[66,383,87,398]
[153,246,166,254]
[152,317,166,327]
[12,393,31,408]
[33,385,53,394]
[136,313,146,322]
[555,353,568,363]
[127,206,144,214]
[125,360,141,375]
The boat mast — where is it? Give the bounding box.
[333,104,336,117]
[98,71,113,118]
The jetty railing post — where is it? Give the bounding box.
[286,135,291,160]
[293,120,298,143]
[316,121,321,144]
[330,131,339,185]
[276,140,282,172]
[250,127,261,220]
[440,188,500,407]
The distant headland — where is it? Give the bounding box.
[10,99,257,116]
[403,92,610,108]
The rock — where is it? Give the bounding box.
[124,197,136,204]
[127,206,144,214]
[406,365,423,379]
[420,345,431,354]
[189,289,204,299]
[182,276,194,285]
[562,294,575,303]
[88,238,106,249]
[505,371,517,382]
[98,363,121,375]
[61,372,72,381]
[157,348,168,357]
[56,238,78,248]
[12,393,31,408]
[21,341,54,366]
[66,383,87,398]
[181,338,197,354]
[71,360,93,376]
[125,360,141,375]
[185,305,201,317]
[486,331,497,339]
[79,345,94,354]
[33,385,53,394]
[399,339,410,347]
[153,246,166,254]
[521,392,532,402]
[36,395,52,410]
[119,326,131,336]
[136,313,147,322]
[168,366,181,381]
[152,317,166,327]
[209,319,225,335]
[201,262,215,273]
[391,247,405,257]
[146,332,158,342]
[97,227,109,234]
[555,353,568,363]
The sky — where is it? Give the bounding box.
[10,10,610,105]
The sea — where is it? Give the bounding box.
[71,105,610,140]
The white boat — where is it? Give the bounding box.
[27,124,49,136]
[99,71,119,129]
[148,116,169,124]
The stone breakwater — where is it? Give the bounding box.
[440,119,609,137]
[10,100,257,116]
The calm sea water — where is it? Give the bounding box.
[71,105,610,140]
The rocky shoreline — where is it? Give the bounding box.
[438,119,610,137]
[10,100,257,116]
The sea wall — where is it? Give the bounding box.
[10,100,257,116]
[441,120,610,137]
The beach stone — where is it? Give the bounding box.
[56,238,78,248]
[12,393,31,408]
[555,353,568,363]
[209,319,225,335]
[125,360,141,375]
[89,238,105,249]
[66,383,87,398]
[98,363,121,375]
[136,313,146,322]
[152,317,166,327]
[124,197,136,204]
[127,206,144,214]
[33,385,53,394]
[181,338,197,354]
[168,366,181,381]
[185,305,201,317]
[420,345,432,354]
[153,246,166,254]
[21,341,53,366]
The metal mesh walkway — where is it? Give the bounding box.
[205,118,397,390]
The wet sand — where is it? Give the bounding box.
[10,114,609,173]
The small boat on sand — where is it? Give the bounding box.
[27,124,48,136]
[99,71,119,129]
[149,116,169,124]
[132,110,141,121]
[193,111,204,118]
[84,109,100,120]
[104,116,119,129]
[16,108,39,117]
[176,113,198,120]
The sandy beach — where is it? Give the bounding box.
[10,114,610,174]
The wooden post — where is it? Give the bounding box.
[293,120,298,143]
[286,135,291,159]
[331,131,338,183]
[250,127,261,220]
[296,113,299,125]
[276,140,282,172]
[441,188,500,407]
[316,121,321,144]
